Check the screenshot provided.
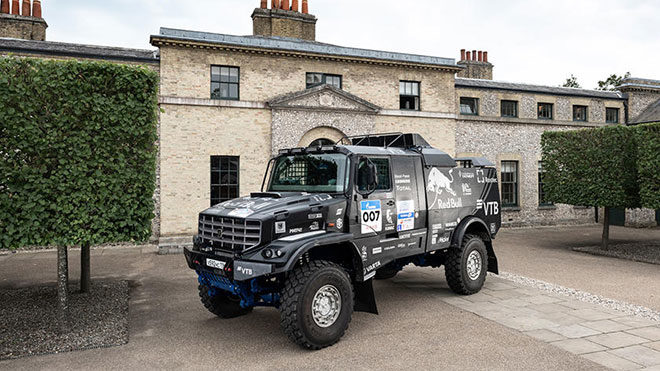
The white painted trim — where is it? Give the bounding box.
[277,230,326,242]
[379,109,456,119]
[159,96,267,109]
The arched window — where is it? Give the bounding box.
[309,138,334,147]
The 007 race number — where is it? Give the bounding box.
[360,200,382,234]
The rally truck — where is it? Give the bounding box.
[184,133,501,349]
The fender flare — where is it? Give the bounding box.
[279,233,363,274]
[451,217,499,274]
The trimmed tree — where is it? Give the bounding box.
[0,57,158,327]
[634,122,660,210]
[541,125,640,249]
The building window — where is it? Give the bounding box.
[460,97,479,115]
[501,161,519,207]
[501,100,518,118]
[211,156,239,206]
[538,161,552,206]
[306,73,342,89]
[538,103,553,120]
[573,105,588,122]
[606,108,620,124]
[211,66,239,100]
[400,81,420,111]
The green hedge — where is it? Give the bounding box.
[0,57,159,249]
[541,125,640,209]
[635,122,660,209]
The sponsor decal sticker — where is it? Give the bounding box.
[372,247,382,255]
[462,183,472,196]
[308,213,322,220]
[490,223,497,234]
[427,168,457,209]
[360,200,382,234]
[336,218,343,229]
[228,208,253,218]
[275,221,286,234]
[484,202,499,216]
[336,208,343,216]
[309,221,320,231]
[384,246,395,251]
[365,261,381,273]
[386,209,394,224]
[235,265,253,276]
[361,246,368,262]
[396,200,415,232]
[289,228,303,234]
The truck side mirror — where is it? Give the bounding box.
[357,158,379,196]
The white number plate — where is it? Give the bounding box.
[206,258,226,270]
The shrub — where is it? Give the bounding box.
[634,122,660,210]
[0,57,159,250]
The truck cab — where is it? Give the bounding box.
[184,133,501,349]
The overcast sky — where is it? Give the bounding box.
[44,0,659,89]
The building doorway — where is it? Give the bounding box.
[309,138,334,147]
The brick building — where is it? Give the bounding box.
[2,0,659,247]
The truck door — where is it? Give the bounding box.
[351,156,394,277]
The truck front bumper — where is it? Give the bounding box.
[183,246,274,282]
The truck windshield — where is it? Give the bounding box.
[268,153,349,193]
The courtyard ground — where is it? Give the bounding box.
[0,224,658,370]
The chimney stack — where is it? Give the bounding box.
[11,0,18,14]
[253,0,316,40]
[457,48,494,80]
[1,0,9,14]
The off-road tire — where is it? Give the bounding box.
[445,234,488,295]
[375,265,399,280]
[279,260,354,350]
[198,284,253,318]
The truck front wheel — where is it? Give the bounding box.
[279,260,354,350]
[198,284,253,318]
[445,234,488,295]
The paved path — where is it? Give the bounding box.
[496,225,660,311]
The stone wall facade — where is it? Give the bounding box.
[454,87,626,227]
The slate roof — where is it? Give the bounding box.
[152,28,459,69]
[0,37,159,64]
[631,98,660,125]
[455,77,624,99]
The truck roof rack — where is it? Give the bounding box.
[338,133,431,149]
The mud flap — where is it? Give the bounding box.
[353,279,378,314]
[486,241,499,274]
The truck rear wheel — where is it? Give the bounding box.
[445,234,488,295]
[198,284,253,318]
[279,260,354,350]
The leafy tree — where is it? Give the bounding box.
[541,126,640,249]
[597,72,631,91]
[0,57,158,328]
[561,74,581,88]
[634,123,660,210]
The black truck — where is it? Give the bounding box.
[184,133,501,349]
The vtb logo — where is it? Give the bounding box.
[484,202,499,216]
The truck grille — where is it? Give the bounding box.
[198,214,261,252]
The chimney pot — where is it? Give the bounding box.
[281,0,289,10]
[483,51,488,63]
[271,0,279,9]
[260,0,267,9]
[302,0,308,13]
[472,50,477,61]
[1,0,9,14]
[32,0,40,17]
[460,49,466,61]
[466,51,471,61]
[478,51,483,62]
[291,0,298,12]
[21,0,28,16]
[11,0,18,14]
